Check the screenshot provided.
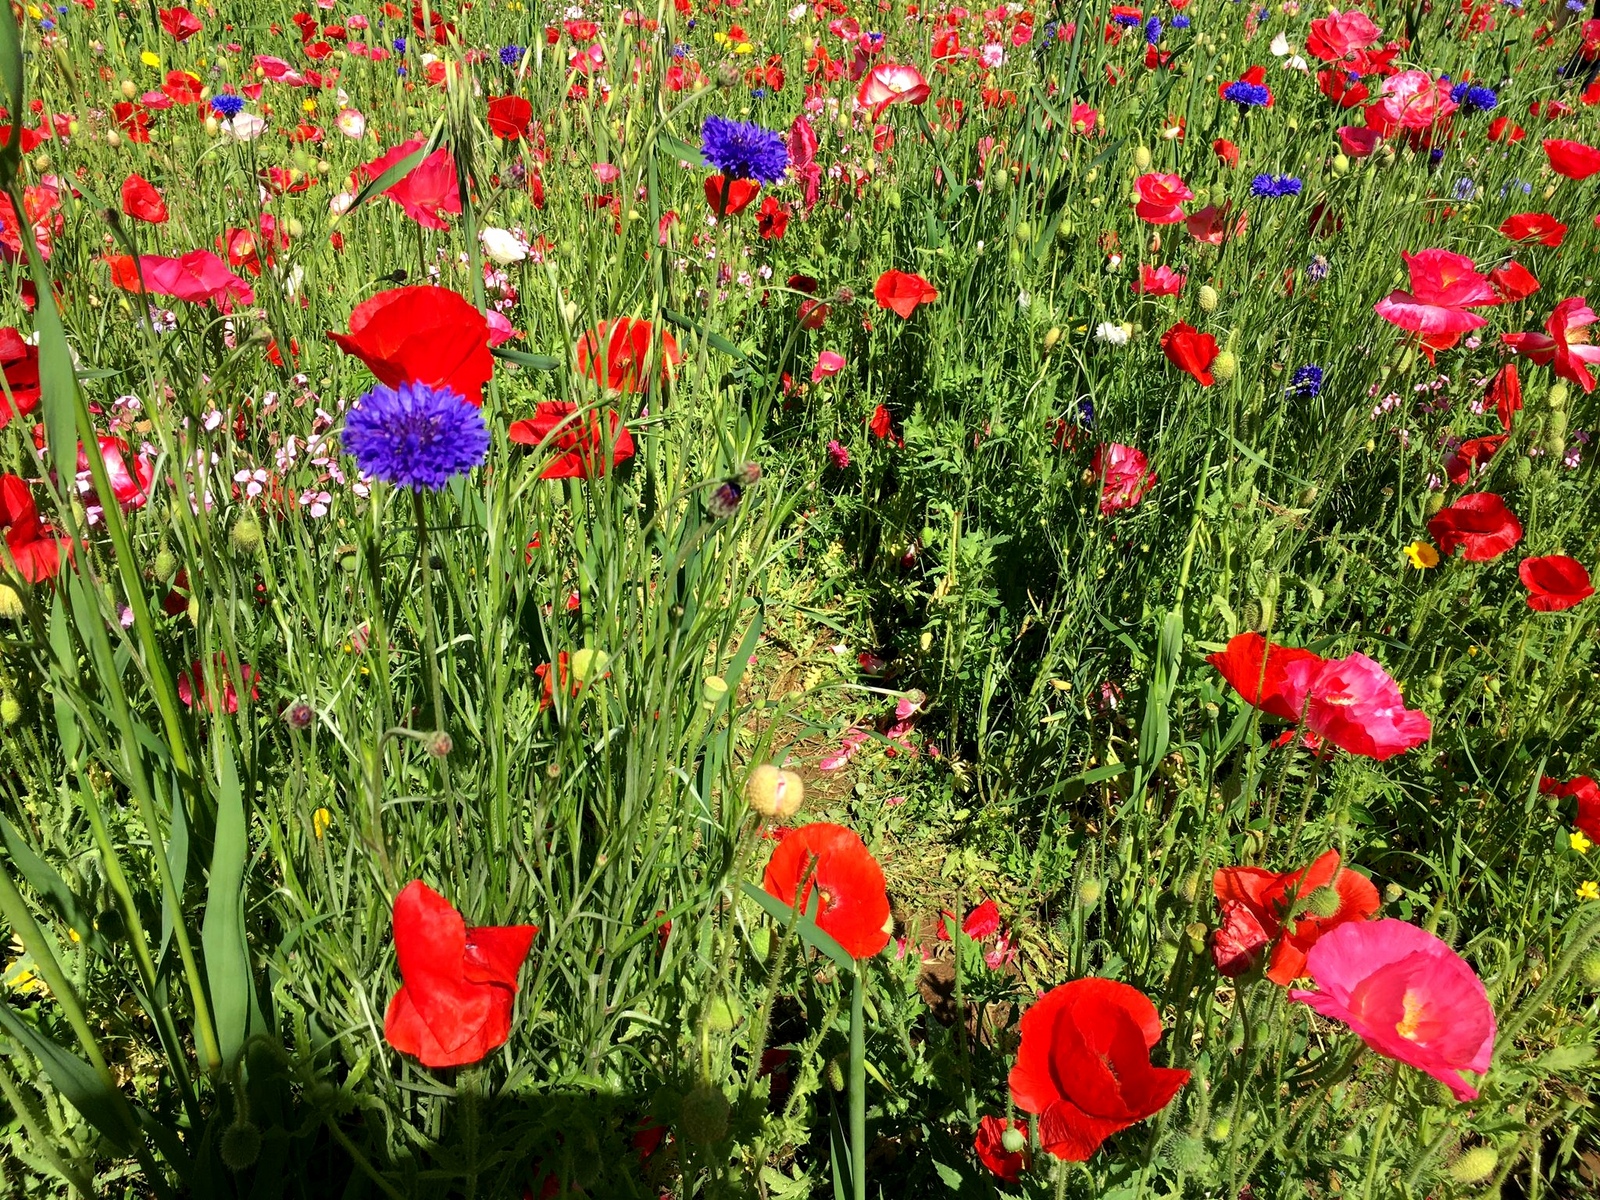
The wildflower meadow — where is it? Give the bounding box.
[0,0,1599,1194]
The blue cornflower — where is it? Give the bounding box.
[1111,11,1141,25]
[393,35,407,52]
[1250,173,1302,198]
[701,115,788,185]
[499,44,524,65]
[39,17,53,29]
[1452,177,1476,200]
[671,42,691,58]
[1223,81,1272,107]
[1428,147,1445,163]
[1078,396,1097,429]
[751,87,766,100]
[210,93,246,118]
[1461,85,1497,112]
[1145,15,1162,43]
[1288,365,1324,397]
[1307,255,1330,282]
[1172,14,1191,27]
[1566,0,1586,10]
[342,382,490,492]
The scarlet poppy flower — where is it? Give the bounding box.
[762,822,891,959]
[1502,297,1600,393]
[1488,260,1540,305]
[1212,137,1240,167]
[1290,920,1494,1101]
[1373,249,1497,336]
[1518,555,1594,612]
[119,174,168,224]
[1543,138,1600,181]
[1542,775,1600,841]
[383,881,537,1069]
[113,102,152,143]
[107,250,256,309]
[1159,322,1218,385]
[1090,443,1157,514]
[330,287,494,407]
[486,95,533,140]
[574,318,680,394]
[704,175,759,216]
[1499,212,1566,247]
[1487,363,1521,432]
[1488,116,1524,143]
[1206,632,1324,722]
[1427,492,1522,561]
[158,5,202,39]
[354,140,463,230]
[1132,172,1193,224]
[1213,850,1379,984]
[874,270,939,319]
[177,654,259,714]
[856,62,930,117]
[0,474,67,583]
[162,70,204,105]
[508,402,634,479]
[756,195,789,240]
[1009,978,1188,1161]
[1443,435,1506,485]
[0,328,40,429]
[973,1115,1028,1183]
[1303,652,1430,759]
[1184,203,1247,246]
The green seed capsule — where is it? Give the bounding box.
[1198,285,1220,312]
[1448,1146,1498,1184]
[1212,351,1238,382]
[1134,145,1153,170]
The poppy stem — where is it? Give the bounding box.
[411,488,448,734]
[742,860,811,1094]
[1358,1064,1400,1200]
[849,963,866,1200]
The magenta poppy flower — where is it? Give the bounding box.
[111,250,255,309]
[1132,173,1193,225]
[1284,652,1431,761]
[1090,443,1157,514]
[1290,919,1494,1101]
[1502,298,1600,394]
[1133,264,1186,295]
[856,63,930,117]
[1373,250,1497,336]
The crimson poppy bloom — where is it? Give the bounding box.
[383,881,537,1069]
[1427,492,1523,561]
[1502,297,1600,393]
[0,328,40,429]
[704,175,759,216]
[1499,213,1566,247]
[756,195,790,240]
[1185,203,1248,246]
[1542,775,1600,842]
[113,102,152,143]
[1487,363,1521,432]
[1132,172,1193,224]
[1295,652,1431,760]
[162,70,204,105]
[1305,7,1381,59]
[1489,260,1540,305]
[1443,435,1506,485]
[973,1115,1028,1183]
[0,474,66,583]
[574,318,680,393]
[329,286,494,406]
[508,402,634,479]
[1213,850,1379,984]
[486,95,533,139]
[1009,978,1188,1161]
[874,270,939,319]
[1543,138,1600,180]
[1159,322,1218,385]
[1518,555,1594,612]
[1133,264,1185,295]
[1206,632,1324,722]
[107,250,255,309]
[177,655,259,714]
[1090,443,1157,514]
[762,822,891,959]
[120,174,169,224]
[158,5,202,39]
[79,436,153,513]
[355,140,463,230]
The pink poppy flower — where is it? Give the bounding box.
[1090,443,1157,514]
[1184,203,1247,246]
[1373,250,1497,336]
[1133,264,1186,295]
[111,250,255,309]
[178,655,260,714]
[1283,652,1431,761]
[1290,919,1494,1102]
[1374,70,1457,130]
[1132,173,1193,225]
[811,350,846,381]
[1336,125,1382,158]
[1501,297,1600,394]
[1305,8,1381,60]
[856,63,929,117]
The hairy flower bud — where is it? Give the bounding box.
[745,764,805,819]
[220,1121,261,1171]
[679,1083,730,1145]
[1198,285,1220,312]
[1212,350,1238,382]
[230,512,263,558]
[1448,1146,1498,1185]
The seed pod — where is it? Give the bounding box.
[1332,154,1350,175]
[1448,1146,1498,1185]
[1133,145,1153,170]
[1548,381,1569,410]
[678,1083,730,1145]
[1212,351,1238,382]
[1001,1127,1027,1153]
[1198,285,1219,312]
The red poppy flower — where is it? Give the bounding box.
[873,270,939,319]
[762,822,891,959]
[328,286,494,406]
[119,174,169,224]
[383,881,537,1069]
[0,474,67,583]
[1159,322,1218,385]
[108,250,255,309]
[973,1115,1029,1183]
[1444,435,1506,485]
[1213,850,1379,984]
[162,70,204,105]
[574,318,680,393]
[756,194,789,240]
[1543,138,1600,181]
[1488,115,1524,142]
[1427,492,1522,561]
[112,102,151,143]
[1542,775,1600,842]
[158,5,202,39]
[1212,137,1240,167]
[508,401,634,479]
[1090,443,1157,514]
[856,62,930,117]
[1132,172,1193,224]
[1009,978,1188,1161]
[177,654,259,714]
[1518,555,1594,612]
[704,175,760,216]
[354,140,463,230]
[486,95,533,140]
[79,436,153,512]
[1488,260,1540,305]
[1502,297,1600,393]
[0,328,40,429]
[1206,632,1325,722]
[1487,362,1521,432]
[1498,212,1566,247]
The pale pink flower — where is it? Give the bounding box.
[811,350,846,382]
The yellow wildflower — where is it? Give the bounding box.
[302,98,317,114]
[1404,540,1440,569]
[312,808,333,839]
[140,49,161,68]
[1572,831,1593,855]
[1578,880,1600,902]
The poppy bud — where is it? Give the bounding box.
[990,166,1008,190]
[826,1056,846,1092]
[1001,1126,1027,1153]
[0,692,19,726]
[425,730,452,758]
[707,994,740,1032]
[1076,878,1103,907]
[120,79,137,98]
[1198,285,1219,312]
[1448,1147,1498,1184]
[230,512,262,558]
[745,764,804,819]
[32,153,49,172]
[1212,351,1238,382]
[1170,1134,1207,1174]
[1176,872,1199,904]
[1302,885,1341,919]
[1332,154,1350,176]
[1383,882,1404,904]
[107,130,122,147]
[153,547,177,582]
[1133,145,1152,170]
[1426,492,1446,514]
[186,595,200,625]
[1547,382,1569,411]
[1578,951,1600,988]
[220,1121,261,1170]
[0,586,25,619]
[1208,1117,1231,1141]
[679,1083,730,1145]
